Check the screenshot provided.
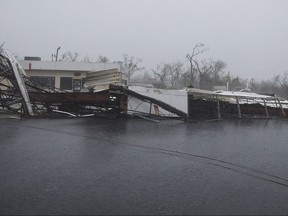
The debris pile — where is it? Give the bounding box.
[0,48,186,120]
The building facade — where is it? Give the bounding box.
[19,59,128,92]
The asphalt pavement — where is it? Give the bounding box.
[0,118,288,215]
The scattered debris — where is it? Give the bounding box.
[2,47,288,121]
[0,48,187,120]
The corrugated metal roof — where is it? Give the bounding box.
[187,88,273,99]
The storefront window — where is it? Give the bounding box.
[60,77,72,90]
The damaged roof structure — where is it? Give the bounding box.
[0,47,187,120]
[1,46,288,121]
[0,48,127,118]
[187,88,288,120]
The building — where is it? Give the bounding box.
[19,58,128,92]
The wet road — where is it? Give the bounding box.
[0,118,288,215]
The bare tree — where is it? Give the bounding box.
[61,51,79,62]
[152,65,169,88]
[193,59,213,89]
[248,78,256,91]
[186,43,208,86]
[180,71,193,88]
[152,62,184,89]
[165,62,184,88]
[209,60,227,89]
[96,55,109,63]
[275,71,288,96]
[275,72,288,88]
[81,55,109,63]
[123,54,144,82]
[186,44,228,89]
[211,60,226,81]
[229,76,246,91]
[173,62,183,88]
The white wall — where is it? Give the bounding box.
[129,86,188,114]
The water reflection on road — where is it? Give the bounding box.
[0,118,288,215]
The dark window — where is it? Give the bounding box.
[60,77,72,90]
[30,76,55,87]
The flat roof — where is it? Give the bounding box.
[19,60,127,74]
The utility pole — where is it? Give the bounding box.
[55,46,61,61]
[52,47,61,61]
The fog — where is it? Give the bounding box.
[1,0,288,80]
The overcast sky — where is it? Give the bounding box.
[1,0,288,80]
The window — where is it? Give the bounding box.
[72,79,81,92]
[30,76,55,87]
[60,77,72,90]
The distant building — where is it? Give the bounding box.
[19,59,128,92]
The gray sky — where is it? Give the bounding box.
[1,0,288,80]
